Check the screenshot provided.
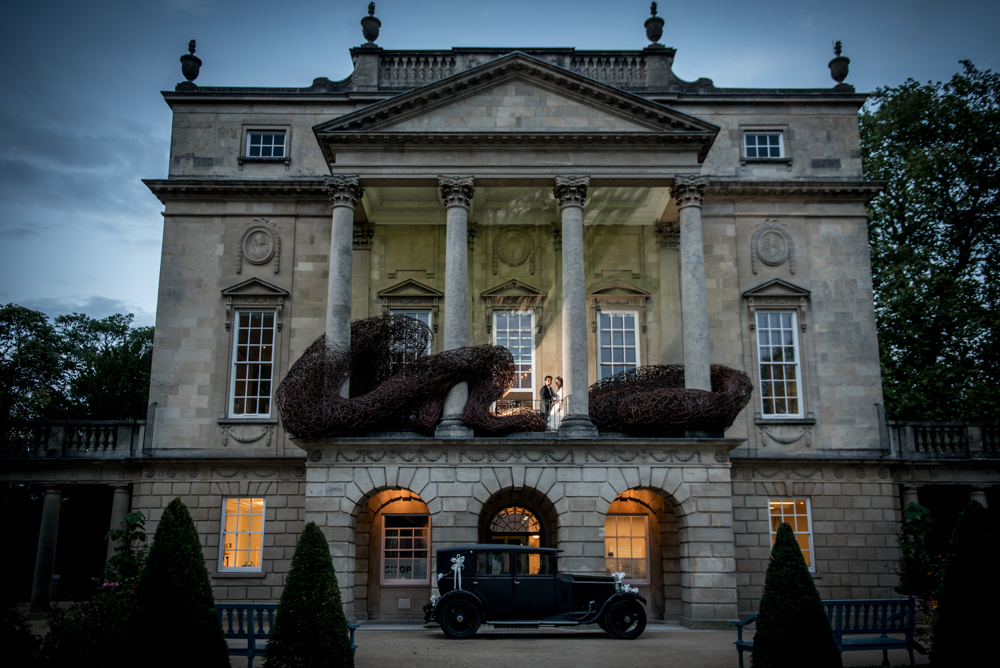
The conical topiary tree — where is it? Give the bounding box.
[265,521,354,668]
[930,500,999,665]
[752,522,842,668]
[130,498,229,668]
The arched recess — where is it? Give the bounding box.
[477,487,560,548]
[354,488,431,621]
[605,489,683,620]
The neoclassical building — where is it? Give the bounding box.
[5,6,997,626]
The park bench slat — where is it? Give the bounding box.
[216,603,358,667]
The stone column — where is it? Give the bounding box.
[106,484,131,563]
[554,176,597,438]
[656,221,683,363]
[675,175,711,392]
[901,485,921,509]
[435,176,475,439]
[325,176,364,397]
[30,487,62,613]
[970,486,989,508]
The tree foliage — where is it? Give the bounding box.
[265,521,354,668]
[752,522,841,668]
[0,304,65,425]
[860,61,1000,420]
[894,502,945,640]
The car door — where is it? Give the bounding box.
[472,551,513,618]
[513,551,556,618]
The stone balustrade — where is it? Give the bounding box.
[887,420,999,459]
[1,420,146,459]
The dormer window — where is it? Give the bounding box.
[247,132,285,158]
[744,131,784,158]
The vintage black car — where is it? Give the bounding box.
[423,544,647,640]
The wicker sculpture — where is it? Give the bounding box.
[276,314,548,439]
[589,364,753,437]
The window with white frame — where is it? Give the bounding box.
[390,309,432,356]
[382,515,430,584]
[768,498,815,571]
[604,514,649,583]
[744,131,784,158]
[230,310,276,417]
[219,497,265,572]
[598,311,639,379]
[755,311,802,417]
[493,311,534,392]
[246,131,286,158]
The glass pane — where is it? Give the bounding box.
[631,516,645,539]
[600,313,610,328]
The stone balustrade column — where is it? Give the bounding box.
[435,176,475,439]
[554,176,597,438]
[325,176,364,397]
[30,486,62,613]
[675,175,712,393]
[106,484,131,563]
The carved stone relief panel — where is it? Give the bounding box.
[590,226,643,278]
[492,227,535,275]
[751,220,795,275]
[236,218,281,274]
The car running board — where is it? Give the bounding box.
[489,620,583,628]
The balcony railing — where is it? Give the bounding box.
[887,420,999,459]
[1,421,145,459]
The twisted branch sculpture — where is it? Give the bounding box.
[589,364,753,437]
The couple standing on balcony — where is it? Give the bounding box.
[540,375,565,430]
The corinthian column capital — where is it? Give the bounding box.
[439,176,475,209]
[553,176,591,208]
[673,175,709,209]
[325,175,364,208]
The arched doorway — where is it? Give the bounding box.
[487,505,542,546]
[477,488,558,548]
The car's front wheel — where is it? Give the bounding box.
[438,599,481,639]
[604,599,646,640]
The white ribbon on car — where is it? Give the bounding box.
[612,571,639,594]
[449,554,466,590]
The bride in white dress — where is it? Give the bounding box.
[548,377,564,430]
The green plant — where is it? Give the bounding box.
[265,521,354,668]
[104,510,148,584]
[129,498,229,668]
[752,522,841,668]
[1,602,41,667]
[894,502,944,639]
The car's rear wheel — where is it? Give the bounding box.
[604,599,646,640]
[438,599,481,639]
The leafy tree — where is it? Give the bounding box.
[930,500,1000,664]
[129,499,229,668]
[860,61,1000,420]
[55,313,154,420]
[265,521,354,668]
[0,304,66,425]
[752,523,841,668]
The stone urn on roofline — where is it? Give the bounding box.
[645,2,665,44]
[361,2,381,45]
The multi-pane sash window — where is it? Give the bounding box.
[382,515,430,584]
[493,312,534,391]
[598,311,639,379]
[756,311,802,417]
[744,132,784,158]
[246,132,285,158]
[390,309,432,356]
[220,497,265,572]
[231,310,275,417]
[768,498,814,570]
[604,514,649,583]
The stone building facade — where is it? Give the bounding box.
[4,7,998,627]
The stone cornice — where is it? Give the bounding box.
[709,180,886,202]
[143,179,330,203]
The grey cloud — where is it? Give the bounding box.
[17,295,156,327]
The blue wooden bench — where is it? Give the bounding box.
[216,603,358,667]
[733,597,921,668]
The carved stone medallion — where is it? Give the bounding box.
[751,221,795,275]
[492,227,535,275]
[237,218,281,274]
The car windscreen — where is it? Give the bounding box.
[515,551,555,575]
[475,551,511,575]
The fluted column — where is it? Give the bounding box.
[106,484,131,563]
[30,486,62,613]
[325,176,363,397]
[675,175,711,393]
[435,176,475,439]
[554,176,597,438]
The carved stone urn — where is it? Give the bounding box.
[180,40,201,83]
[829,41,850,85]
[361,2,381,44]
[644,2,664,43]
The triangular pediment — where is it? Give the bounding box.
[221,277,289,297]
[377,279,444,299]
[481,279,546,299]
[741,278,811,299]
[587,279,651,300]
[314,52,718,138]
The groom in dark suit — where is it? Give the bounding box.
[540,375,555,415]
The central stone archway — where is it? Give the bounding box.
[478,488,559,548]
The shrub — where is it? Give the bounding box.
[930,500,999,665]
[265,521,354,668]
[129,498,229,668]
[752,522,841,668]
[1,602,41,667]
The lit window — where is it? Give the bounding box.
[219,497,265,572]
[598,311,639,379]
[382,515,430,584]
[230,310,275,417]
[768,498,815,571]
[246,132,285,158]
[756,311,802,417]
[493,312,534,392]
[605,514,649,583]
[390,309,432,356]
[744,132,784,158]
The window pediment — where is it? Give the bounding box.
[587,279,651,333]
[221,278,289,331]
[378,279,443,331]
[481,280,547,334]
[742,278,810,332]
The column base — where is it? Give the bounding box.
[559,416,597,439]
[435,417,474,439]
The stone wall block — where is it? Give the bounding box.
[456,468,480,483]
[534,468,557,495]
[661,468,684,498]
[510,465,526,488]
[622,467,641,489]
[638,465,652,488]
[385,465,399,488]
[396,467,416,489]
[494,467,514,489]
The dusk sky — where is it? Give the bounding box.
[1,0,997,326]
